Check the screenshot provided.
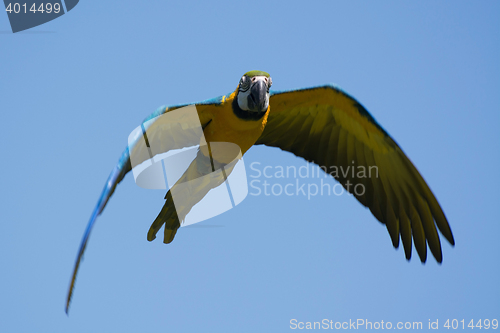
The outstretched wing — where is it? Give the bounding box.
[257,85,454,263]
[65,97,221,314]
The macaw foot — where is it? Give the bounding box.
[163,228,177,244]
[147,190,181,243]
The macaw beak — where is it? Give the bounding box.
[247,79,268,112]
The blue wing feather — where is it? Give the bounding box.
[65,148,130,313]
[66,97,225,313]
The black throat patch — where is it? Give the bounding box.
[232,93,267,121]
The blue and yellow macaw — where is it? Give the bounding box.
[66,70,454,313]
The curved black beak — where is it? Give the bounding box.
[247,80,267,112]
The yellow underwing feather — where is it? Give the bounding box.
[304,106,332,163]
[354,140,370,207]
[362,145,385,223]
[417,196,442,262]
[399,201,413,260]
[316,122,334,167]
[325,125,341,169]
[291,109,315,157]
[410,204,427,262]
[374,150,402,246]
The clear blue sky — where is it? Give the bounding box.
[1,1,499,332]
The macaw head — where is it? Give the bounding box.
[236,70,272,115]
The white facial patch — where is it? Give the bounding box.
[237,76,270,112]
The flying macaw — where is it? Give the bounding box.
[65,70,455,313]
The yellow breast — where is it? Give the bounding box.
[200,89,270,163]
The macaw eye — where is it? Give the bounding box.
[267,77,272,92]
[239,76,250,92]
